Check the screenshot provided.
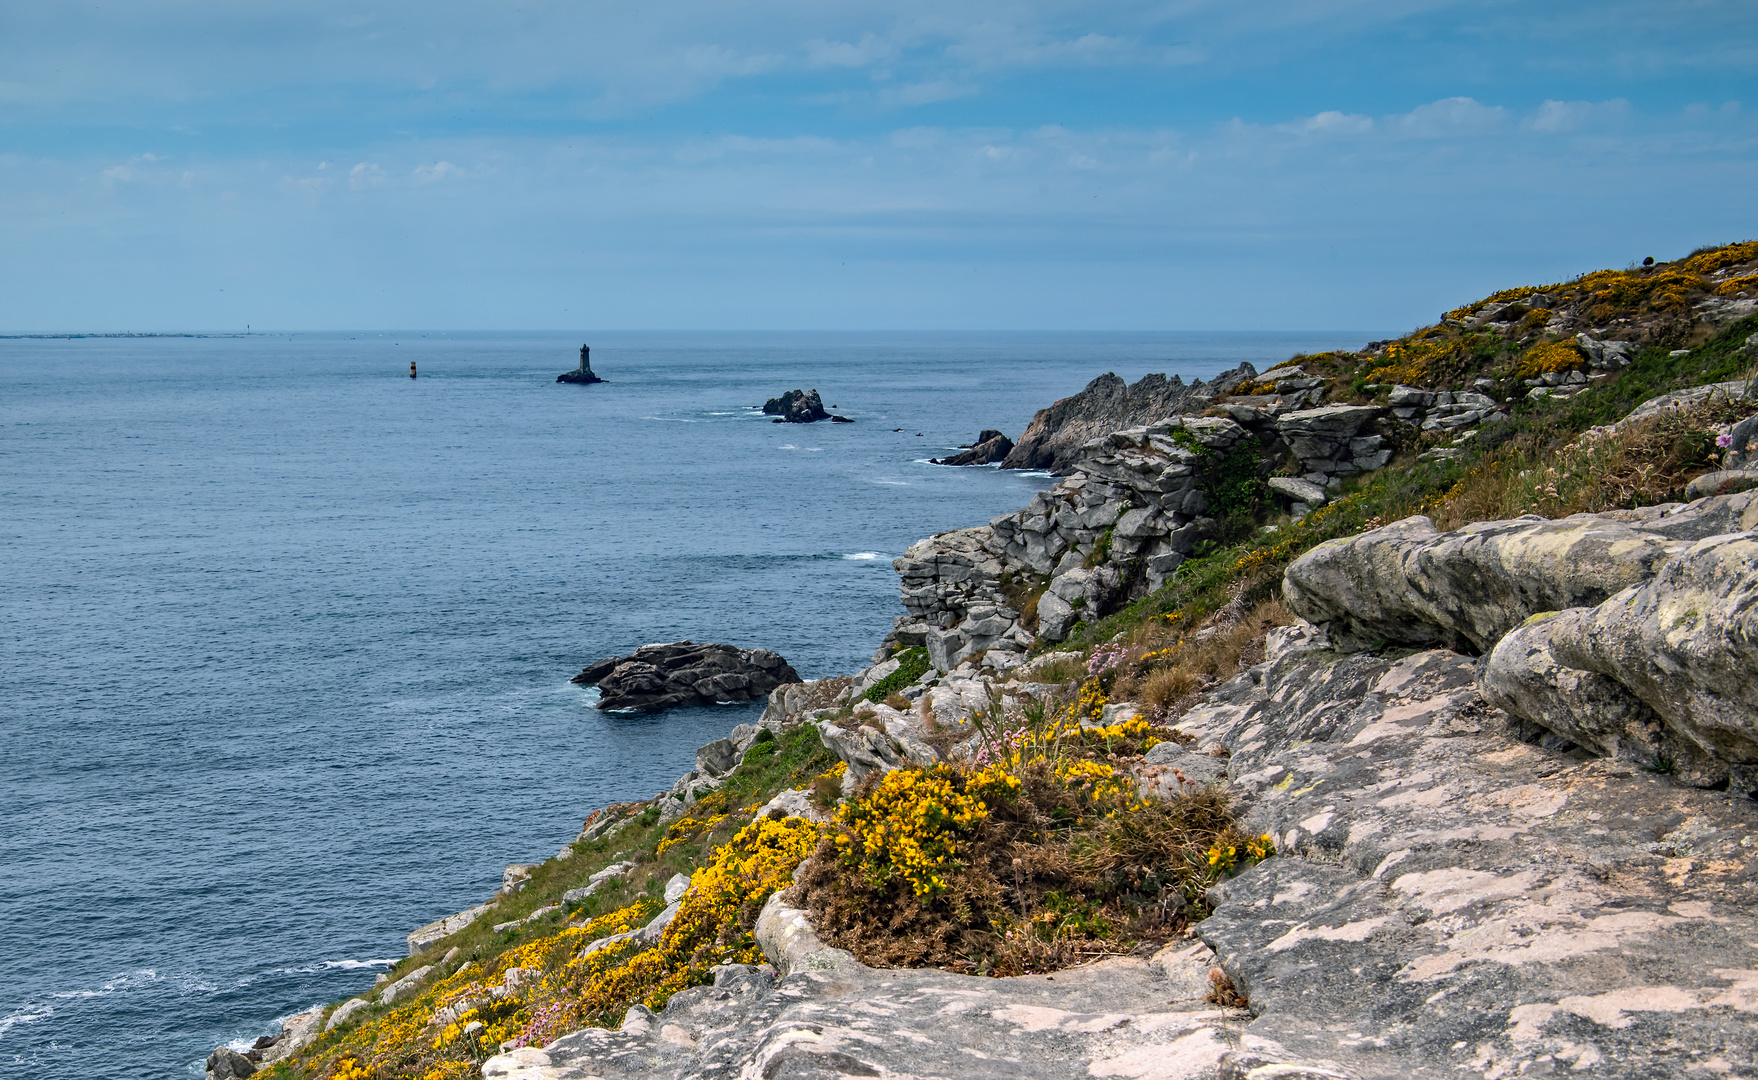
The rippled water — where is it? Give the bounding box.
[0,330,1375,1077]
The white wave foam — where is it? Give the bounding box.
[842,552,882,561]
[50,969,163,999]
[0,1003,51,1038]
[778,444,797,450]
[641,416,699,423]
[267,958,398,975]
[871,479,909,486]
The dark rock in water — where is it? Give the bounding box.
[1002,366,1256,474]
[558,343,606,384]
[933,429,1014,466]
[762,389,829,423]
[571,641,802,712]
[830,415,854,423]
[206,1046,257,1080]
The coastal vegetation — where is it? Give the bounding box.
[256,242,1758,1080]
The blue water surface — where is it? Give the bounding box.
[0,330,1378,1078]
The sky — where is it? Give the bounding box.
[0,0,1753,332]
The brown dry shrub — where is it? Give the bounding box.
[792,766,1247,977]
[1434,397,1750,529]
[1110,598,1294,722]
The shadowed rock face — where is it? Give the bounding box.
[933,428,1015,466]
[571,641,801,712]
[1001,367,1256,474]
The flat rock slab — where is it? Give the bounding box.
[483,944,1322,1080]
[1179,646,1758,1079]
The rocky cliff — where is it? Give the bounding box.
[236,243,1758,1080]
[1002,368,1257,473]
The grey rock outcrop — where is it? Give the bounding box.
[379,964,434,1005]
[1543,532,1758,793]
[1001,366,1255,473]
[1177,645,1758,1079]
[1275,404,1386,480]
[898,415,1259,657]
[408,902,494,955]
[1283,513,1686,653]
[761,388,829,423]
[256,1008,323,1066]
[324,997,370,1031]
[933,428,1015,466]
[571,641,801,712]
[205,1046,256,1080]
[480,933,1283,1080]
[1481,613,1728,788]
[561,861,634,905]
[1684,468,1758,500]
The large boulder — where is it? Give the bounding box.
[572,641,802,712]
[761,389,829,423]
[1545,532,1758,792]
[1001,366,1255,474]
[1283,513,1687,653]
[205,1047,256,1080]
[1480,613,1727,788]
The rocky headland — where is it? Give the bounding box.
[569,642,801,712]
[230,243,1758,1080]
[931,428,1015,466]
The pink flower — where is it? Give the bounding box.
[1717,433,1734,448]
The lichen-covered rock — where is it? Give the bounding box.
[1546,532,1758,794]
[1283,513,1687,653]
[478,929,1327,1080]
[1480,613,1727,788]
[1178,646,1758,1079]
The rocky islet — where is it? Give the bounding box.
[569,641,802,712]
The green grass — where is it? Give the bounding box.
[864,647,930,702]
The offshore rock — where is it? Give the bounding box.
[933,428,1015,466]
[571,641,801,712]
[761,388,829,423]
[1001,366,1255,473]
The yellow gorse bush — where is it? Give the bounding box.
[1684,241,1758,276]
[292,816,824,1080]
[833,765,994,896]
[1516,339,1586,378]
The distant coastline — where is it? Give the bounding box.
[0,331,255,339]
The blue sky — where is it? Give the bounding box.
[0,0,1753,331]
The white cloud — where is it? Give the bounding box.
[349,162,385,189]
[1279,110,1374,136]
[1393,97,1506,137]
[411,161,463,184]
[1528,98,1629,133]
[805,32,896,69]
[886,80,980,107]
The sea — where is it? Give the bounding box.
[0,330,1380,1078]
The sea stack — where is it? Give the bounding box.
[558,344,606,384]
